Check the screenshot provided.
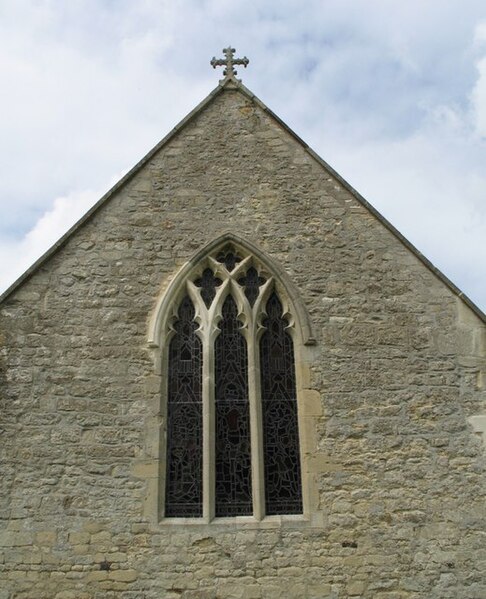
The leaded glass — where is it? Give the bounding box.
[216,249,242,272]
[194,268,222,308]
[165,296,203,517]
[260,292,303,515]
[237,267,266,307]
[215,295,252,516]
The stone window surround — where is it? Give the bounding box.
[140,234,322,529]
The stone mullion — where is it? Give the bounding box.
[248,316,265,520]
[189,277,229,523]
[249,278,274,520]
[202,330,215,522]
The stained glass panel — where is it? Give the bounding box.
[165,296,203,517]
[260,292,303,515]
[215,295,252,516]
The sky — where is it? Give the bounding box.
[0,0,485,312]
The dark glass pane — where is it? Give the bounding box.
[260,293,303,515]
[215,295,252,516]
[216,249,242,272]
[237,267,266,307]
[194,268,222,308]
[165,296,203,517]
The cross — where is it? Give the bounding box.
[210,47,249,80]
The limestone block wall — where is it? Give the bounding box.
[0,86,485,599]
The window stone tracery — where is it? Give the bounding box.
[162,242,304,521]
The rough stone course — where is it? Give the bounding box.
[0,83,485,598]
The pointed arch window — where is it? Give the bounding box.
[162,244,303,520]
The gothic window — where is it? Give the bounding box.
[162,244,303,520]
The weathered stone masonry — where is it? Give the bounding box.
[0,79,485,598]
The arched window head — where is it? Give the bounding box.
[158,238,307,521]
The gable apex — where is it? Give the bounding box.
[0,79,484,323]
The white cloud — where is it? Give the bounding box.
[0,1,207,233]
[472,22,486,137]
[324,129,486,307]
[0,174,123,295]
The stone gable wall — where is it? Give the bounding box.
[0,87,485,599]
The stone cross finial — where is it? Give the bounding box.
[210,47,249,81]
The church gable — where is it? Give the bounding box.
[1,75,483,327]
[0,50,485,598]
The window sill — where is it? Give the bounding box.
[158,513,313,530]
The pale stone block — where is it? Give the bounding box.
[306,473,320,511]
[286,582,306,596]
[301,389,323,415]
[90,531,111,544]
[7,569,28,579]
[0,532,33,547]
[295,362,312,388]
[55,591,77,599]
[99,580,116,590]
[131,460,158,478]
[106,552,127,562]
[131,177,152,192]
[468,415,486,448]
[131,523,149,533]
[6,519,25,533]
[347,580,367,595]
[216,583,245,598]
[308,583,332,597]
[35,531,57,546]
[86,570,108,582]
[144,375,162,394]
[69,532,90,545]
[41,554,60,568]
[241,584,261,598]
[82,522,104,534]
[144,421,161,458]
[278,566,301,577]
[257,586,282,599]
[28,550,42,565]
[109,569,138,582]
[310,511,325,527]
[305,453,341,473]
[456,328,476,355]
[343,555,366,570]
[300,415,317,448]
[457,298,482,326]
